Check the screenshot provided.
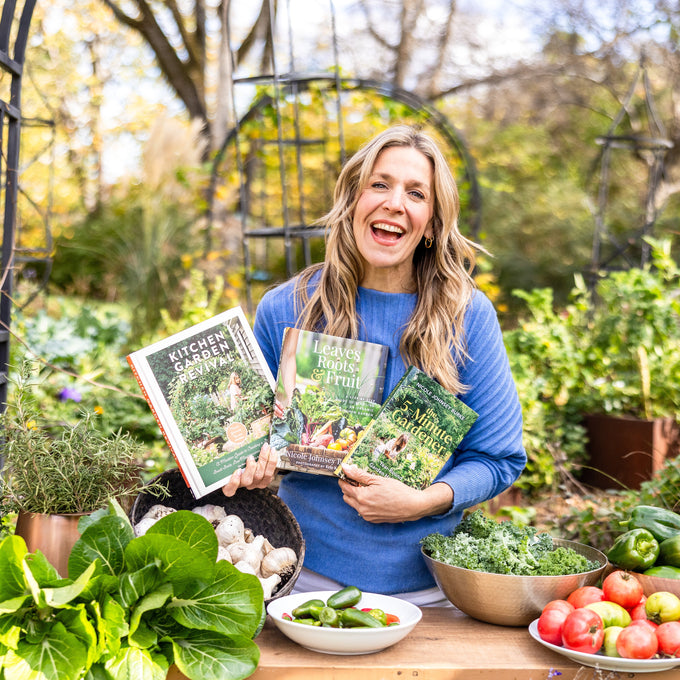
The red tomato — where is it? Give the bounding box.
[542,599,575,616]
[629,618,659,631]
[616,623,658,659]
[561,608,604,654]
[567,586,605,609]
[385,613,400,625]
[602,570,644,610]
[656,621,680,657]
[537,607,571,646]
[630,602,649,621]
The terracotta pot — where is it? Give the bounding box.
[14,510,89,577]
[581,414,680,490]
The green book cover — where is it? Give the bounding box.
[269,328,389,475]
[127,307,275,498]
[336,366,478,489]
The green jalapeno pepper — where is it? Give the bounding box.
[643,565,680,579]
[607,528,660,571]
[326,586,362,609]
[292,618,322,626]
[318,606,341,627]
[658,535,680,568]
[340,607,385,628]
[291,598,326,619]
[620,505,680,543]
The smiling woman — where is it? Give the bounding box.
[221,124,526,606]
[352,146,434,292]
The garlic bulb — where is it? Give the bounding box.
[234,560,257,575]
[142,505,176,522]
[228,535,266,572]
[134,516,157,537]
[217,545,232,563]
[260,546,297,579]
[259,573,281,600]
[192,504,228,526]
[215,515,245,546]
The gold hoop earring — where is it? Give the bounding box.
[424,237,434,249]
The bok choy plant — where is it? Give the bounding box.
[0,499,264,680]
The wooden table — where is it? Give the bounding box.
[168,607,680,680]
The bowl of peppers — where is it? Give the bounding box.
[266,586,422,655]
[606,505,680,596]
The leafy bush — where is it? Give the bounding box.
[505,237,680,494]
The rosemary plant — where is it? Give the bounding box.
[0,363,165,515]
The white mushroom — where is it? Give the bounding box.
[215,514,245,546]
[259,573,281,600]
[260,547,297,579]
[142,505,177,522]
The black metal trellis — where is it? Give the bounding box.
[214,0,481,317]
[0,0,38,412]
[589,57,673,281]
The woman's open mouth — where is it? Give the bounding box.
[371,222,404,242]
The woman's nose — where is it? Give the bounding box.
[383,188,404,212]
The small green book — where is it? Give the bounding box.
[335,366,478,489]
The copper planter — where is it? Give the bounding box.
[14,510,88,577]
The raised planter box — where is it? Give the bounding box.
[580,414,680,490]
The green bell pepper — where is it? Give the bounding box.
[620,505,680,543]
[643,565,680,579]
[606,528,660,571]
[658,535,680,568]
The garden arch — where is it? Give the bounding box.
[208,0,480,316]
[0,0,37,413]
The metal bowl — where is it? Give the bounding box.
[422,538,608,627]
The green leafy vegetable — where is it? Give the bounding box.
[0,499,263,680]
[421,510,599,576]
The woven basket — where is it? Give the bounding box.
[129,468,305,602]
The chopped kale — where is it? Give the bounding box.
[421,510,600,576]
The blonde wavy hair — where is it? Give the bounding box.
[293,125,481,394]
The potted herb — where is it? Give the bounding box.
[0,362,164,574]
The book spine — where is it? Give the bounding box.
[126,355,195,496]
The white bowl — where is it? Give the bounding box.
[266,590,422,655]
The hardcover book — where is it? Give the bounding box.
[335,366,479,489]
[269,328,389,475]
[127,307,275,498]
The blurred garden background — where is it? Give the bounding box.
[2,0,680,546]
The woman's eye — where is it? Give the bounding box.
[409,190,425,200]
[371,181,388,189]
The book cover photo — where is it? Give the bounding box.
[127,307,275,498]
[269,327,389,475]
[336,366,479,490]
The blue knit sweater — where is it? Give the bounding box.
[254,274,526,593]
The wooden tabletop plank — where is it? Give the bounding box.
[167,607,680,680]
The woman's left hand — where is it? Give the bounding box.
[222,442,278,497]
[338,463,454,523]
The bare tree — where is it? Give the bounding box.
[98,0,276,151]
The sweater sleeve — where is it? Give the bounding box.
[253,279,299,377]
[436,291,526,512]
